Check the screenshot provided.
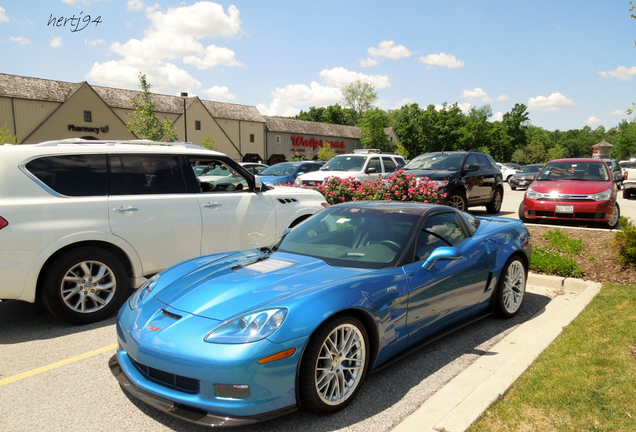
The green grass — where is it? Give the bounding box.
[468,283,636,432]
[543,229,583,255]
[531,246,585,279]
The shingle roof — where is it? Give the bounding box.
[265,116,361,138]
[0,73,265,123]
[0,73,81,102]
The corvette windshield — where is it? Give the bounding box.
[537,161,609,182]
[321,156,366,172]
[403,153,464,171]
[274,207,419,269]
[260,163,300,176]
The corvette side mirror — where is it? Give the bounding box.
[422,247,461,270]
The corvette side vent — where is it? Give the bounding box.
[277,198,298,204]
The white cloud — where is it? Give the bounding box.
[201,86,237,102]
[376,97,416,110]
[360,58,380,67]
[368,41,414,60]
[0,6,9,23]
[461,87,492,103]
[585,116,601,125]
[611,109,626,115]
[490,112,504,122]
[435,102,472,114]
[598,66,636,81]
[528,92,574,111]
[50,37,63,48]
[497,94,509,101]
[257,82,342,116]
[319,67,391,89]
[419,52,464,69]
[85,38,106,47]
[183,45,242,70]
[86,2,243,95]
[10,36,31,45]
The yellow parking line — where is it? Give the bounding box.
[0,344,117,387]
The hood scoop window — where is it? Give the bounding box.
[233,257,298,274]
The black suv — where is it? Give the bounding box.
[403,150,504,213]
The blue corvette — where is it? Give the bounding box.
[110,202,531,427]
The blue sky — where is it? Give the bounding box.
[1,0,635,131]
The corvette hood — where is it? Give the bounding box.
[531,180,612,195]
[154,252,366,320]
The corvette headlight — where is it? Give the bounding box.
[591,188,612,201]
[526,186,540,200]
[128,273,160,309]
[204,308,288,344]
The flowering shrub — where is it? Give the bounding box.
[312,170,445,205]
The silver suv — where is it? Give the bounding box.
[0,140,328,324]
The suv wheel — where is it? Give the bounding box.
[40,247,129,324]
[486,188,503,214]
[448,190,467,212]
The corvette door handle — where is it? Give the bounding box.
[203,203,222,209]
[114,207,139,213]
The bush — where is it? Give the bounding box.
[312,170,446,205]
[614,217,636,267]
[543,229,583,255]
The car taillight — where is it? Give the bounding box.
[0,217,7,230]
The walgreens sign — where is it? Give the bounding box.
[291,136,346,150]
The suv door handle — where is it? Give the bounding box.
[203,203,222,209]
[114,207,139,213]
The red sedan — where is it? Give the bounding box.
[519,158,620,229]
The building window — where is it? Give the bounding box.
[250,134,255,143]
[84,111,92,123]
[276,135,281,144]
[195,120,201,130]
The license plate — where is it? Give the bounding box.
[555,205,574,214]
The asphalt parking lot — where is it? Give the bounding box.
[0,182,628,432]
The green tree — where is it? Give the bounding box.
[341,80,378,123]
[609,120,636,160]
[389,103,424,159]
[126,73,178,142]
[0,127,18,144]
[287,149,305,161]
[502,103,529,161]
[201,133,217,150]
[511,148,527,165]
[359,108,392,152]
[459,105,493,152]
[546,144,568,161]
[318,141,336,161]
[525,138,547,163]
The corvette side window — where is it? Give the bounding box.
[415,213,466,261]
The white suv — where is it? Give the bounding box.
[0,140,328,324]
[294,153,405,187]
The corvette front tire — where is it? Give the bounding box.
[298,315,369,413]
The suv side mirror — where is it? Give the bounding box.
[463,164,479,173]
[366,167,377,174]
[254,176,263,192]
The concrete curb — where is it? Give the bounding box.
[392,273,602,432]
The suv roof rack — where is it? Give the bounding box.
[33,139,206,150]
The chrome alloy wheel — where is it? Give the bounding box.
[448,194,466,211]
[315,324,366,406]
[60,260,117,314]
[502,260,525,314]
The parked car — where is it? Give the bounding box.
[295,153,405,187]
[402,150,504,213]
[239,162,269,175]
[509,164,545,190]
[519,158,620,229]
[622,160,636,199]
[0,139,328,324]
[110,201,531,426]
[496,162,518,183]
[601,158,623,190]
[258,161,324,185]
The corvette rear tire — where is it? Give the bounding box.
[40,246,129,325]
[298,315,369,413]
[495,256,527,318]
